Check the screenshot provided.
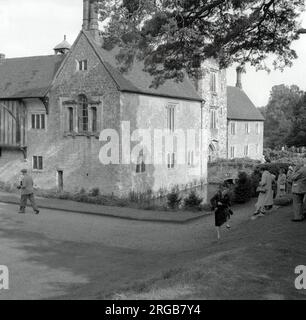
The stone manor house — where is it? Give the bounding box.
[0,0,264,196]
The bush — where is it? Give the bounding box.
[183,191,203,210]
[89,188,100,197]
[234,172,253,203]
[274,196,293,206]
[167,187,181,210]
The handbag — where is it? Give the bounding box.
[256,186,267,193]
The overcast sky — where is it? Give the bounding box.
[1,0,306,107]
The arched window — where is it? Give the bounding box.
[78,94,88,132]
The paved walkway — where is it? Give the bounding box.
[0,191,207,223]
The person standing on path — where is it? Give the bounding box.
[17,169,40,215]
[290,162,306,222]
[287,166,295,195]
[276,168,287,198]
[253,167,274,218]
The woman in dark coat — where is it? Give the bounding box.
[210,183,233,240]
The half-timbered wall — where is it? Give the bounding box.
[0,100,26,147]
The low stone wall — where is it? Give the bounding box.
[208,159,259,184]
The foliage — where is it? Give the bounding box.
[264,85,303,149]
[234,172,252,203]
[263,148,306,165]
[183,191,203,210]
[255,163,291,177]
[287,93,306,147]
[167,187,182,210]
[208,158,260,168]
[274,195,293,206]
[98,0,304,87]
[89,188,100,197]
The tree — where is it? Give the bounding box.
[98,0,305,87]
[287,93,306,147]
[264,84,303,149]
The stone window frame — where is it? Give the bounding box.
[32,155,43,171]
[77,59,88,72]
[187,150,195,168]
[61,95,102,137]
[30,112,47,131]
[167,152,176,170]
[210,70,218,94]
[78,94,89,133]
[166,103,177,133]
[210,108,217,129]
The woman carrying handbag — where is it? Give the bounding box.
[253,167,273,218]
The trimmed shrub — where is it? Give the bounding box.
[234,171,253,203]
[274,196,293,206]
[167,187,181,210]
[184,191,203,210]
[89,188,100,197]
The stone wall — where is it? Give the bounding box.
[228,120,264,160]
[197,59,228,160]
[118,92,208,196]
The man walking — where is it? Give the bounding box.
[290,162,306,222]
[17,169,40,215]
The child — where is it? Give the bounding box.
[210,182,233,240]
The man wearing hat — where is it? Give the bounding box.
[291,162,306,222]
[17,169,39,215]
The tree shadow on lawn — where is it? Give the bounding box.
[0,227,196,300]
[107,206,306,300]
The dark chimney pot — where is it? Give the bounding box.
[236,66,245,89]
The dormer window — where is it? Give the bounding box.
[78,59,88,71]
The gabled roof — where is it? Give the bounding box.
[0,54,65,99]
[82,31,202,102]
[227,86,265,121]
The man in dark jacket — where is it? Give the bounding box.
[17,169,39,215]
[290,163,306,222]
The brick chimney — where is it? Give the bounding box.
[236,66,246,89]
[83,0,101,45]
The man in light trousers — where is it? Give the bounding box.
[17,169,40,215]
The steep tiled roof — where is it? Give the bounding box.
[227,86,265,121]
[0,55,65,99]
[82,31,202,102]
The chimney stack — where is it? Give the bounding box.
[89,0,100,43]
[82,0,101,45]
[236,66,245,89]
[82,0,90,30]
